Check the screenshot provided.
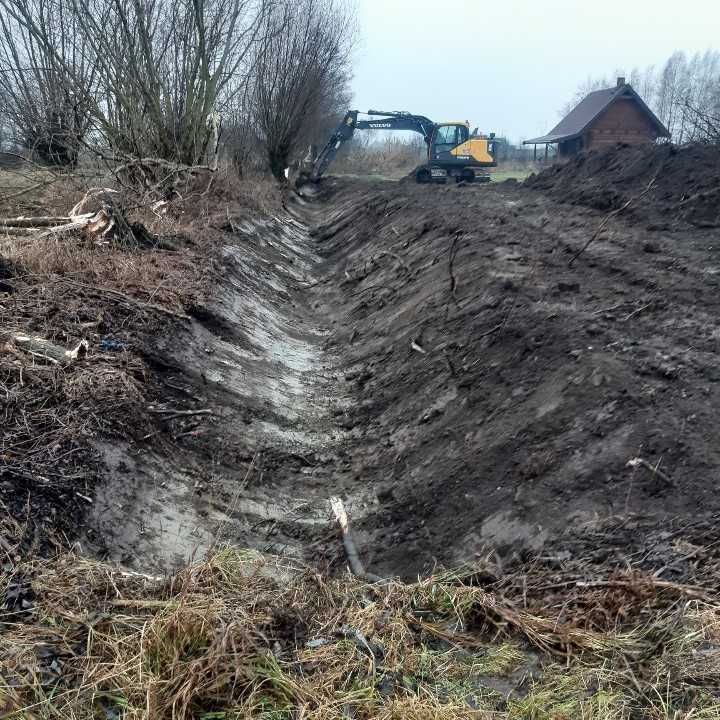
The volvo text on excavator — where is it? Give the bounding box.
[305,110,497,184]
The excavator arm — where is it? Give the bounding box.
[309,110,436,181]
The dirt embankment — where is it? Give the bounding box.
[4,144,720,587]
[4,146,720,718]
[525,141,720,228]
[306,164,720,578]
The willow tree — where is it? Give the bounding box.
[251,0,355,180]
[0,2,94,165]
[0,0,270,165]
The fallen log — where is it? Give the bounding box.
[0,216,72,227]
[39,218,97,238]
[12,335,88,364]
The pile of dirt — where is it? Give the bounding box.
[300,174,720,579]
[525,142,720,228]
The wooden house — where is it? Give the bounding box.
[524,77,670,160]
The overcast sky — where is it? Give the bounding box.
[351,0,720,142]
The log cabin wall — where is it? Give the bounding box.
[586,97,658,150]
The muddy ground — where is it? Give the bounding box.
[4,145,720,583]
[305,169,720,578]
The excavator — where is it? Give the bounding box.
[303,109,497,184]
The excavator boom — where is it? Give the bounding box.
[309,110,435,181]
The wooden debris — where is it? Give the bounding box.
[12,335,88,365]
[627,457,674,487]
[149,407,214,421]
[330,496,383,583]
[0,216,74,227]
[0,187,149,245]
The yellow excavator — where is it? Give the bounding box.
[305,109,497,184]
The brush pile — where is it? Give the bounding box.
[0,188,156,246]
[0,184,207,554]
[1,542,719,719]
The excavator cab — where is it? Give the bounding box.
[430,123,470,160]
[424,121,496,182]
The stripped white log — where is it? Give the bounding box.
[13,335,88,364]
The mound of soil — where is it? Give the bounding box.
[307,175,720,577]
[7,159,720,586]
[525,143,720,228]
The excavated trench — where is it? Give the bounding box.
[85,173,720,579]
[85,196,351,569]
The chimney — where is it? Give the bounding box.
[617,76,626,87]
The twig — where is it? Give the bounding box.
[568,177,657,267]
[476,320,505,339]
[623,302,652,322]
[626,457,674,487]
[653,547,704,578]
[593,301,630,316]
[575,579,714,602]
[448,233,460,306]
[676,185,720,208]
[148,408,213,419]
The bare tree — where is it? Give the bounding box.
[218,80,263,176]
[682,101,720,143]
[250,0,355,180]
[0,1,94,165]
[0,0,270,166]
[656,51,687,140]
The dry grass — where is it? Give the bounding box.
[0,233,205,312]
[0,159,213,312]
[0,165,108,217]
[1,549,719,719]
[0,164,230,557]
[0,159,284,321]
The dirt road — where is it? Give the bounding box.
[79,150,720,580]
